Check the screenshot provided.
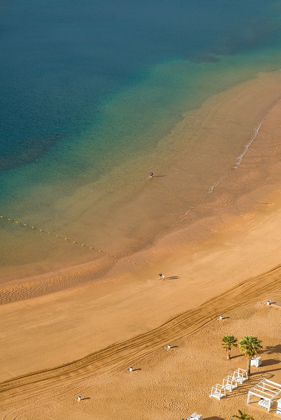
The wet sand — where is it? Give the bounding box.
[1,71,281,286]
[1,70,281,418]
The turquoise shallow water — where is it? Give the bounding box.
[1,0,281,278]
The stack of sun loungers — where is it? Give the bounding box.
[258,399,272,410]
[188,413,203,420]
[250,356,262,367]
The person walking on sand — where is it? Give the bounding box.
[158,273,162,280]
[150,172,154,178]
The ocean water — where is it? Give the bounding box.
[1,0,281,281]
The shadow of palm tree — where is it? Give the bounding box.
[262,344,281,355]
[230,354,243,359]
[250,366,280,377]
[260,359,280,367]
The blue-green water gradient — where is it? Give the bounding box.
[1,0,281,177]
[1,0,281,276]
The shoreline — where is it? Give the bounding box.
[1,71,281,300]
[1,68,281,384]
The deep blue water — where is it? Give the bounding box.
[1,0,281,174]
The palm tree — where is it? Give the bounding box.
[222,336,238,359]
[239,336,263,375]
[233,409,254,420]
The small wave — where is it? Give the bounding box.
[206,111,269,197]
[180,100,279,220]
[234,119,264,169]
[206,172,230,195]
[183,172,230,216]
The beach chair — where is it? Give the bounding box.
[232,368,248,384]
[210,384,226,400]
[223,375,238,392]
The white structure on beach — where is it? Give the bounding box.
[232,368,248,384]
[210,384,226,400]
[276,398,281,414]
[250,356,262,367]
[188,412,203,420]
[210,368,248,400]
[223,375,238,392]
[247,379,281,412]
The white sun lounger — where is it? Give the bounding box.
[223,375,238,392]
[188,412,203,420]
[210,384,226,400]
[232,368,248,384]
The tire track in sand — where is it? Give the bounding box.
[1,263,281,405]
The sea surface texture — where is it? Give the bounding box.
[1,0,281,281]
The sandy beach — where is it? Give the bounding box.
[1,286,281,419]
[1,70,281,419]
